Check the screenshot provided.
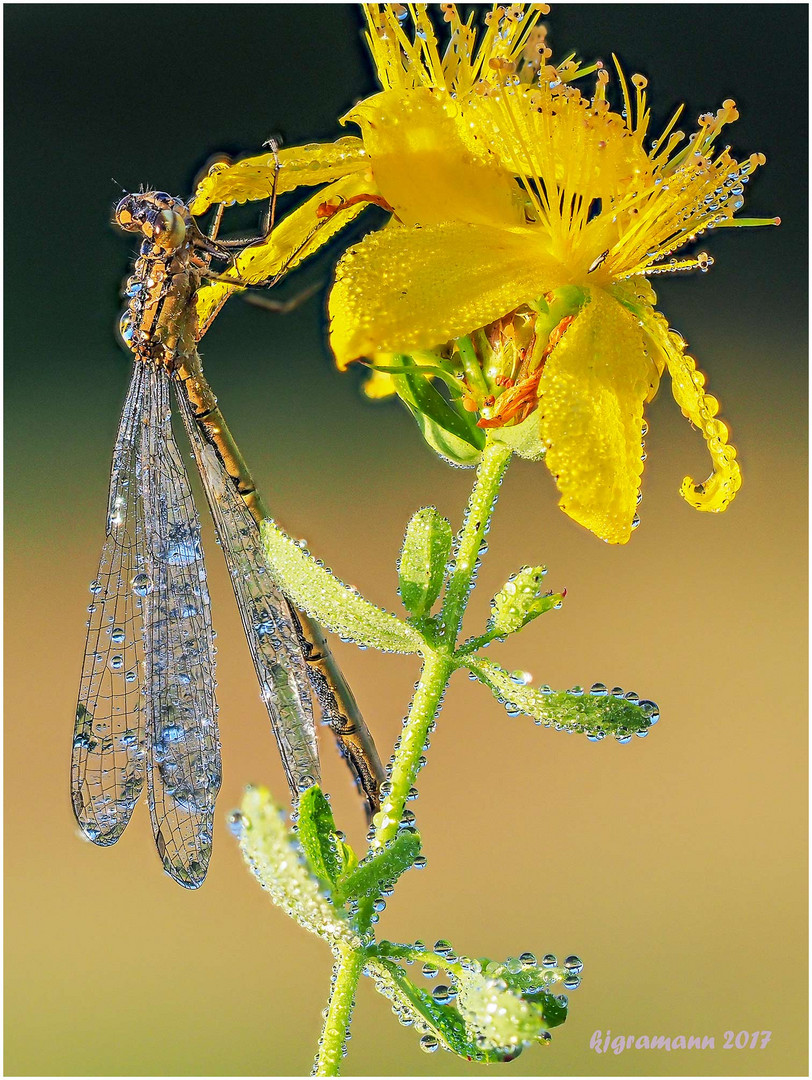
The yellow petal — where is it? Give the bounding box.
[643,311,741,513]
[189,137,369,214]
[344,88,522,228]
[538,287,660,544]
[194,173,374,334]
[361,368,397,399]
[329,221,567,366]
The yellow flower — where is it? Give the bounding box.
[190,3,778,544]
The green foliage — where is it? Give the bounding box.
[484,565,563,640]
[296,786,357,889]
[398,507,453,618]
[332,832,421,905]
[243,434,662,1074]
[464,657,660,740]
[367,956,505,1061]
[366,942,574,1062]
[390,354,485,467]
[236,786,358,946]
[260,520,423,653]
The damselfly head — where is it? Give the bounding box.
[114,192,189,251]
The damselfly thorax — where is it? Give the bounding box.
[72,189,383,888]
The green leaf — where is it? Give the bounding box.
[366,957,516,1063]
[260,521,424,654]
[405,404,483,466]
[488,566,563,637]
[455,964,568,1047]
[296,785,356,888]
[236,786,359,946]
[464,657,660,741]
[398,508,453,618]
[393,365,485,450]
[366,947,571,1062]
[333,831,421,905]
[389,358,486,467]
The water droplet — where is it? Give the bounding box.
[541,954,557,968]
[108,655,124,671]
[110,627,126,644]
[419,1035,439,1054]
[564,955,583,973]
[638,699,660,723]
[131,573,153,596]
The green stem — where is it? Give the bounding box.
[372,436,513,854]
[314,434,513,1071]
[441,437,513,644]
[375,650,455,850]
[313,943,365,1077]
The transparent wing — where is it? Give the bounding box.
[72,363,148,845]
[140,367,220,888]
[174,380,320,796]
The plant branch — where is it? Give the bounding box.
[313,943,365,1076]
[441,437,513,645]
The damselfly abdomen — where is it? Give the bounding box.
[72,190,383,887]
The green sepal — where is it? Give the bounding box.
[398,507,453,618]
[296,785,356,889]
[392,362,484,449]
[391,357,485,466]
[405,403,483,466]
[333,831,421,905]
[260,521,424,654]
[489,411,547,461]
[487,566,562,638]
[464,657,660,740]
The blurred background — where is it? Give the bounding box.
[5,4,807,1076]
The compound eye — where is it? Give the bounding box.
[151,208,187,249]
[114,195,141,231]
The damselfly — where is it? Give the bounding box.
[72,183,383,888]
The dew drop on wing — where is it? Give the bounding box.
[72,363,148,849]
[140,367,219,890]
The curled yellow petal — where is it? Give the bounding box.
[538,288,660,544]
[189,136,369,214]
[644,312,741,512]
[329,221,566,366]
[344,88,522,228]
[194,173,373,334]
